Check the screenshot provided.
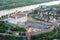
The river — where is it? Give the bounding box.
[0,1,60,17]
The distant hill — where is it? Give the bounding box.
[0,0,56,10]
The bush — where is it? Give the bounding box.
[10,27,26,32]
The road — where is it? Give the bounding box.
[0,1,60,17]
[0,33,26,37]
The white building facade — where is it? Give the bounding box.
[7,13,27,24]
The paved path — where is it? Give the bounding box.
[0,33,26,37]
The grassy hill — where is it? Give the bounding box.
[0,0,56,10]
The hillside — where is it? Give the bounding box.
[0,0,56,10]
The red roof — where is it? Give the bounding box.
[10,14,26,18]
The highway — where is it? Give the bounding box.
[0,1,60,17]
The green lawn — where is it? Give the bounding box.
[0,0,55,10]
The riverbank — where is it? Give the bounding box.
[0,1,60,17]
[0,0,56,10]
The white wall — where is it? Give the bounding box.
[7,16,27,24]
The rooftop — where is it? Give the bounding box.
[10,13,26,18]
